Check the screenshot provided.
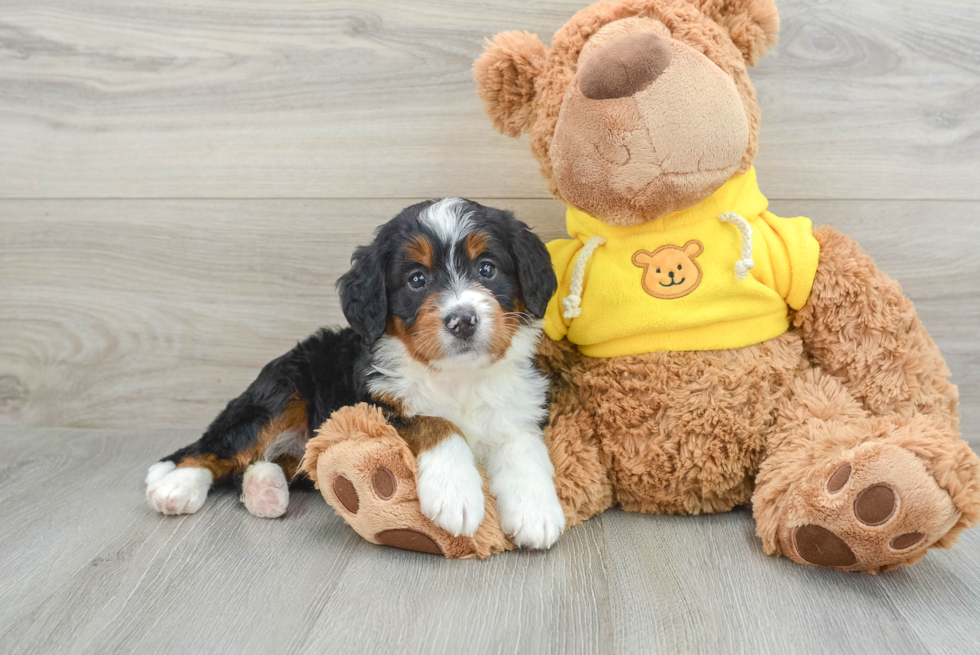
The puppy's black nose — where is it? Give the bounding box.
[668,271,675,279]
[445,311,478,340]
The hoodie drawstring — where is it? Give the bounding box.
[562,236,606,319]
[717,212,755,280]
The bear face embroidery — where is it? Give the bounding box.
[632,240,704,299]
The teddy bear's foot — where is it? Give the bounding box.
[302,404,512,559]
[774,441,961,573]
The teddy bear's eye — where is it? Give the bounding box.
[656,268,661,274]
[678,264,683,270]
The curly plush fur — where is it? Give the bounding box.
[307,0,980,572]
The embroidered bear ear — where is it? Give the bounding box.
[691,0,780,66]
[473,31,550,137]
[632,250,654,267]
[682,240,704,258]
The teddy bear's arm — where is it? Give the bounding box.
[793,227,958,430]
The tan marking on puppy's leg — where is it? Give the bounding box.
[234,397,308,470]
[371,392,408,416]
[275,455,301,482]
[397,415,463,456]
[176,397,308,480]
[176,454,238,480]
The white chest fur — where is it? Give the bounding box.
[367,324,549,464]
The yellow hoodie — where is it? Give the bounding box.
[544,168,820,357]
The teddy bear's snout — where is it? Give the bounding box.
[578,32,673,100]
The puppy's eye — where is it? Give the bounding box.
[678,265,683,270]
[656,268,661,274]
[409,273,427,289]
[478,262,496,279]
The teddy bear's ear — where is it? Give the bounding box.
[473,31,549,137]
[692,0,780,65]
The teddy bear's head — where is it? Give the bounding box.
[474,0,779,226]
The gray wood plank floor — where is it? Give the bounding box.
[2,0,980,652]
[1,427,979,655]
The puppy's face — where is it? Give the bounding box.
[338,198,557,366]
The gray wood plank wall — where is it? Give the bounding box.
[3,2,980,654]
[1,0,978,443]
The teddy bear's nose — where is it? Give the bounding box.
[578,32,674,100]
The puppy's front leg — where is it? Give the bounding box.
[487,431,565,549]
[398,416,485,537]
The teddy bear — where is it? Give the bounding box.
[301,0,980,572]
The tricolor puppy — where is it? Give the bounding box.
[145,198,565,549]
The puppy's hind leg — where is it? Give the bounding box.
[146,328,363,517]
[147,397,308,516]
[146,465,213,516]
[240,427,309,519]
[241,462,290,518]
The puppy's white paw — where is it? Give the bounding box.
[241,462,289,519]
[416,435,485,537]
[145,461,176,486]
[146,467,212,515]
[495,480,566,550]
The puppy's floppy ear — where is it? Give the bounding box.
[691,0,779,65]
[507,216,557,319]
[473,31,549,137]
[337,242,388,342]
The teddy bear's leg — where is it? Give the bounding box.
[754,227,980,573]
[795,227,964,431]
[800,225,973,497]
[301,404,512,559]
[754,367,980,572]
[537,337,616,527]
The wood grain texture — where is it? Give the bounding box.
[1,427,979,655]
[2,2,979,653]
[2,198,978,445]
[0,0,978,200]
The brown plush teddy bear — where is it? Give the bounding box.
[302,0,980,572]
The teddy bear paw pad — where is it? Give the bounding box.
[781,444,960,572]
[374,529,444,555]
[793,525,856,567]
[314,436,479,557]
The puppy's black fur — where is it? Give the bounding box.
[155,198,556,487]
[161,328,364,472]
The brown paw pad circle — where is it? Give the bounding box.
[827,463,851,493]
[371,467,396,500]
[375,529,444,555]
[794,525,857,567]
[332,475,359,514]
[854,483,897,526]
[891,532,925,550]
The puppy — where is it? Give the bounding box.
[145,198,566,549]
